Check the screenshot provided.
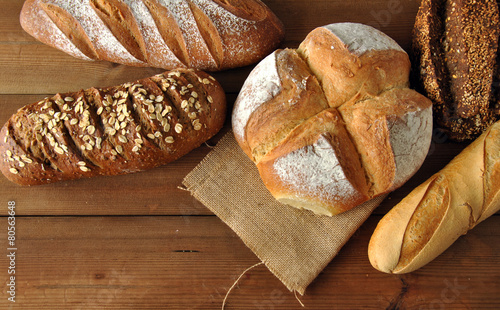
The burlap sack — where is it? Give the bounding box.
[182,131,385,294]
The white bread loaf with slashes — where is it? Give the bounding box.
[20,0,285,71]
[368,120,500,274]
[0,69,226,185]
[232,23,433,216]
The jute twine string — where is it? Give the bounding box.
[221,262,264,309]
[221,262,305,309]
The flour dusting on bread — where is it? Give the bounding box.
[232,51,281,142]
[390,107,433,189]
[45,0,144,65]
[273,135,358,207]
[122,0,183,68]
[20,0,91,60]
[325,22,404,56]
[20,0,285,70]
[232,22,433,216]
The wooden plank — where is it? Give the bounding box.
[266,0,420,50]
[0,155,214,216]
[0,0,34,43]
[0,94,234,216]
[304,215,500,309]
[0,43,254,95]
[0,124,469,217]
[0,110,468,217]
[0,44,165,95]
[0,215,498,309]
[0,216,258,309]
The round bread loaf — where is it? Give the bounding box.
[232,23,433,216]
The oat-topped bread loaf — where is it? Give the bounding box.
[0,69,226,185]
[20,0,285,71]
[232,23,433,216]
[412,0,500,141]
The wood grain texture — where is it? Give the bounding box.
[0,216,498,309]
[0,0,499,309]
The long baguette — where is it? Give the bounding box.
[0,69,226,185]
[368,120,500,274]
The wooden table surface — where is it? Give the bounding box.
[1,0,499,309]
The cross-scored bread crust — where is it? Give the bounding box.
[232,23,433,216]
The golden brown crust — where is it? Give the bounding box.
[369,121,500,274]
[480,125,500,221]
[233,23,433,216]
[298,27,411,108]
[0,69,226,185]
[339,88,433,196]
[256,109,370,216]
[20,0,285,71]
[245,49,329,164]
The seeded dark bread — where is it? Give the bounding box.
[412,0,500,141]
[19,0,285,71]
[0,69,226,185]
[232,23,433,216]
